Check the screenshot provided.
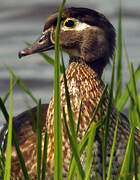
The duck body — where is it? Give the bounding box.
[46,59,129,179]
[0,7,140,179]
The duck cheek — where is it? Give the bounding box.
[59,31,81,48]
[81,28,109,62]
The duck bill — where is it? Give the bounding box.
[18,30,54,59]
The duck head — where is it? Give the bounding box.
[19,7,116,75]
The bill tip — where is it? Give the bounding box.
[18,50,27,59]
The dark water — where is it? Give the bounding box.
[0,0,140,128]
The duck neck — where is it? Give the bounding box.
[69,56,108,79]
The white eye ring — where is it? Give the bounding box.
[62,18,90,31]
[63,18,75,28]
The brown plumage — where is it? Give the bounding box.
[0,7,140,179]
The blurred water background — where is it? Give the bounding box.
[0,0,140,127]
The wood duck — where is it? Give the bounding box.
[0,7,140,179]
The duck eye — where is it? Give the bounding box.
[63,19,75,28]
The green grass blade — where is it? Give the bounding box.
[85,84,108,134]
[37,99,42,180]
[0,96,30,179]
[67,82,106,178]
[130,64,140,122]
[4,75,13,180]
[61,53,77,141]
[76,99,83,135]
[85,123,97,180]
[102,55,115,180]
[102,71,105,83]
[128,86,136,127]
[39,52,55,66]
[119,128,135,179]
[128,89,140,130]
[106,112,119,180]
[6,65,38,104]
[67,132,89,179]
[0,148,5,179]
[3,91,10,104]
[61,51,83,178]
[53,1,66,179]
[0,97,9,122]
[66,98,83,178]
[67,119,103,179]
[41,132,49,180]
[137,157,140,180]
[12,131,30,180]
[63,109,85,179]
[2,80,17,104]
[133,135,138,180]
[115,65,140,111]
[39,52,63,73]
[25,42,63,73]
[61,50,84,178]
[121,95,136,179]
[130,64,139,106]
[124,41,140,124]
[115,0,122,101]
[124,40,131,75]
